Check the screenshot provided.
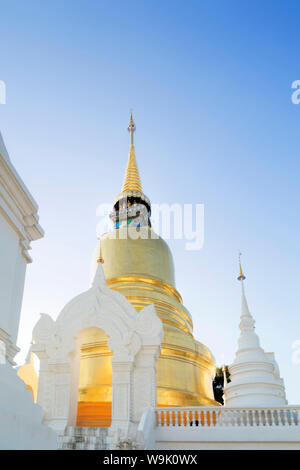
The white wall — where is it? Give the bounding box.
[154,426,300,450]
[0,215,26,345]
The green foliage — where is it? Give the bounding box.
[213,366,231,405]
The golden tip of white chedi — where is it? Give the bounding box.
[237,251,246,281]
[97,238,104,264]
[92,239,106,286]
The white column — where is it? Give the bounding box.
[67,338,81,426]
[132,345,160,423]
[111,359,134,428]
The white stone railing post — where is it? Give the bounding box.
[292,408,299,426]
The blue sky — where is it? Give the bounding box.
[1,0,300,402]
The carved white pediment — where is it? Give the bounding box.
[32,264,163,363]
[135,305,164,346]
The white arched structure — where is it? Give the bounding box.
[31,263,164,445]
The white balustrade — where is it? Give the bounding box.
[155,406,300,428]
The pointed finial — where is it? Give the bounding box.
[121,111,142,193]
[237,252,246,281]
[128,109,136,146]
[237,251,253,320]
[128,109,135,130]
[97,238,104,264]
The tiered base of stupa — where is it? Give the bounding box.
[58,426,109,450]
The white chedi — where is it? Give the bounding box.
[224,263,287,407]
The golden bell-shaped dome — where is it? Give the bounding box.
[101,226,175,287]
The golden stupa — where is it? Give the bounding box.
[76,113,218,426]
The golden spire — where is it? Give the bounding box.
[121,111,142,193]
[237,252,246,281]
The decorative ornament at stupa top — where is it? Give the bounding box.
[113,112,151,212]
[122,111,142,193]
